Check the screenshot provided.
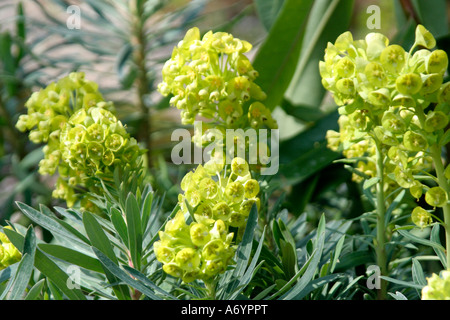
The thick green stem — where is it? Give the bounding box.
[430,144,450,270]
[374,139,388,300]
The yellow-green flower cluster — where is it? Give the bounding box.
[0,227,21,270]
[158,28,278,172]
[422,270,450,300]
[154,157,260,283]
[157,27,277,130]
[16,72,144,208]
[322,25,449,226]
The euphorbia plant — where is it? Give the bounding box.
[154,157,260,298]
[15,72,146,211]
[321,24,449,299]
[157,27,278,168]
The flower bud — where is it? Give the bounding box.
[231,157,249,176]
[380,44,405,73]
[381,111,406,134]
[425,186,448,207]
[175,248,201,272]
[229,212,246,228]
[396,73,422,95]
[424,111,448,132]
[163,263,183,278]
[374,126,398,146]
[438,82,450,103]
[426,50,448,74]
[411,206,432,228]
[244,179,259,198]
[364,62,386,88]
[410,181,423,200]
[213,202,231,221]
[154,242,174,264]
[403,130,428,152]
[368,88,390,107]
[224,181,245,203]
[336,78,356,96]
[420,73,443,95]
[391,93,416,108]
[415,25,436,49]
[394,167,416,188]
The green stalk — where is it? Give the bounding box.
[130,0,151,164]
[374,138,388,300]
[430,144,450,270]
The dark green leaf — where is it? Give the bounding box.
[430,224,447,269]
[92,247,161,300]
[24,279,45,300]
[38,244,104,274]
[125,193,143,270]
[252,0,315,111]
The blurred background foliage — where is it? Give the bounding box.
[0,0,449,299]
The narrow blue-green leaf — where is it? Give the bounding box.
[82,211,117,263]
[252,0,315,111]
[110,207,129,245]
[15,202,87,246]
[316,214,326,243]
[24,279,45,300]
[252,284,277,300]
[233,204,258,279]
[228,227,266,300]
[35,249,86,300]
[218,204,258,298]
[396,227,446,253]
[388,291,408,300]
[125,193,142,270]
[92,247,161,300]
[82,211,130,300]
[4,229,85,300]
[330,235,345,273]
[38,244,104,274]
[281,229,325,300]
[268,248,317,300]
[412,258,427,287]
[7,226,36,300]
[430,224,447,269]
[0,264,18,284]
[122,265,177,300]
[380,276,424,290]
[385,189,406,226]
[289,273,342,300]
[47,279,63,300]
[141,190,153,230]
